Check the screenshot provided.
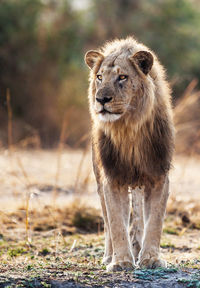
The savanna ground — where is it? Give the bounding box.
[0,149,200,288]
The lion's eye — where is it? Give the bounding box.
[96,74,102,81]
[118,75,128,81]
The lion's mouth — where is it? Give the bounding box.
[99,108,112,115]
[99,108,122,115]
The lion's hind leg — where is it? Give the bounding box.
[130,186,144,263]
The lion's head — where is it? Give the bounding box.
[85,41,156,124]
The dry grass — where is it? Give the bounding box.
[0,149,98,236]
[174,79,200,155]
[0,149,200,244]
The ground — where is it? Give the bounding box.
[0,149,200,287]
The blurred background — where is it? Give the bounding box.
[0,0,200,153]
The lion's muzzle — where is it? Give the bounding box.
[96,96,112,106]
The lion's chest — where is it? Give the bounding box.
[98,130,142,186]
[97,113,173,186]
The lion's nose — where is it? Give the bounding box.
[96,96,112,105]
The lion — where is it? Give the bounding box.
[84,37,175,272]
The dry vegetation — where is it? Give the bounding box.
[174,79,200,155]
[0,83,200,287]
[0,149,200,287]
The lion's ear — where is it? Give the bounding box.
[129,51,153,75]
[85,50,104,70]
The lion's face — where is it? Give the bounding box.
[85,50,154,123]
[94,56,138,122]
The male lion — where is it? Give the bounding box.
[85,37,174,272]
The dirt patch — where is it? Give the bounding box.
[0,232,200,287]
[1,268,200,288]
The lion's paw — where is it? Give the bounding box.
[138,255,167,269]
[102,255,112,265]
[106,261,134,272]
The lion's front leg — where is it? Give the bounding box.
[130,186,144,262]
[103,181,134,272]
[138,176,169,269]
[92,146,113,265]
[97,187,113,265]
